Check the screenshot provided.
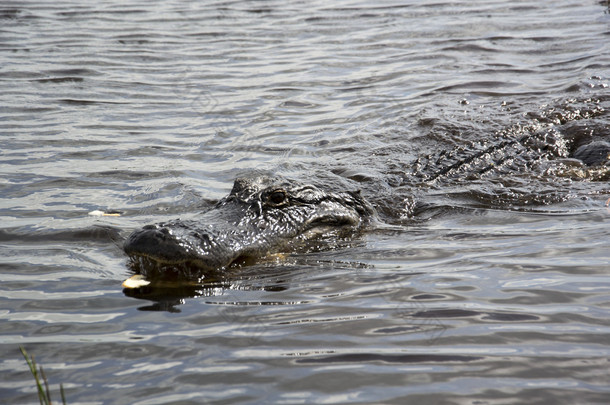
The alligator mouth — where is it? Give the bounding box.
[124,253,229,288]
[127,254,203,275]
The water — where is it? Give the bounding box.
[1,0,609,403]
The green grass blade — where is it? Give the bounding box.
[60,383,67,405]
[40,365,52,405]
[20,346,51,405]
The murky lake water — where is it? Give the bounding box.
[1,1,609,404]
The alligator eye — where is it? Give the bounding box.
[267,190,288,206]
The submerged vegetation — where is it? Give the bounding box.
[20,346,67,405]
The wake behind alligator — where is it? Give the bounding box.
[124,95,609,288]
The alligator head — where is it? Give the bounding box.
[124,175,373,276]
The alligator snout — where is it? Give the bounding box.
[125,226,186,263]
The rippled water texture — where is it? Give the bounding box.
[1,1,609,404]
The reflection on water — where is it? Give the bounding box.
[1,0,609,404]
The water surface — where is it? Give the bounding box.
[1,1,609,404]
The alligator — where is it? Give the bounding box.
[124,97,609,288]
[124,142,608,284]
